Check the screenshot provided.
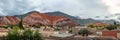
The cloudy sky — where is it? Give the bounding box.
[0,0,120,20]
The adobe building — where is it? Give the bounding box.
[102,30,117,38]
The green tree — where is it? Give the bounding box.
[106,25,117,30]
[18,19,24,29]
[69,29,72,33]
[78,29,89,36]
[7,28,20,40]
[113,21,117,25]
[88,24,94,28]
[22,29,33,40]
[33,30,42,40]
[54,27,60,31]
[22,29,42,40]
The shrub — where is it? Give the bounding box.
[88,24,94,28]
[32,30,42,40]
[106,25,117,30]
[7,28,42,40]
[22,29,33,40]
[54,27,60,31]
[78,29,89,36]
[69,29,72,33]
[7,28,20,40]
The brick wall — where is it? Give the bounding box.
[102,31,117,38]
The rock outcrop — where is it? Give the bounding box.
[23,11,77,27]
[0,16,20,26]
[0,11,78,27]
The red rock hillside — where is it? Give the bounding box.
[0,16,20,26]
[23,11,78,27]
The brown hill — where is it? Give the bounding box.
[0,16,20,26]
[23,11,51,26]
[0,11,77,27]
[23,11,77,27]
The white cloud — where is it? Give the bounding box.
[101,0,120,14]
[0,0,110,19]
[101,0,120,20]
[0,8,7,16]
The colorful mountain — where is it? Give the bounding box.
[23,11,78,27]
[0,16,20,26]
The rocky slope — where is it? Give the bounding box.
[0,16,20,26]
[0,11,117,27]
[23,11,77,27]
[45,11,118,25]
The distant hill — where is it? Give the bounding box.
[45,11,76,19]
[0,16,20,26]
[14,11,119,25]
[14,11,34,19]
[0,11,78,27]
[45,11,118,25]
[21,11,78,27]
[45,11,84,24]
[0,11,118,27]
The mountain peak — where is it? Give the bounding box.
[27,11,40,14]
[50,11,64,13]
[14,11,41,19]
[14,11,118,25]
[23,11,78,27]
[45,11,68,15]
